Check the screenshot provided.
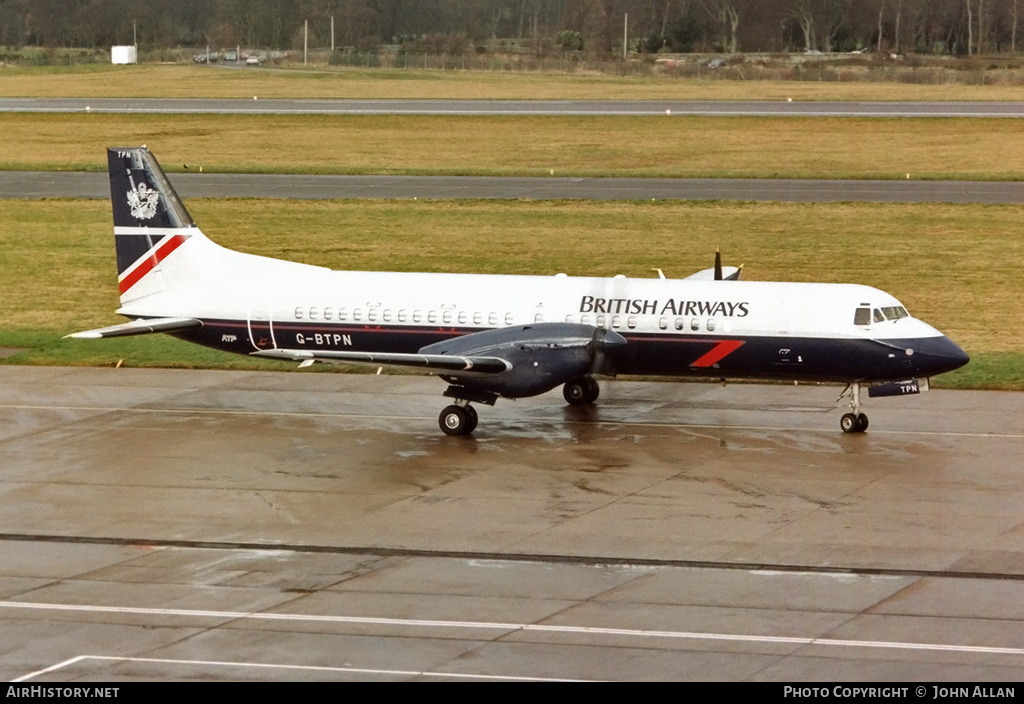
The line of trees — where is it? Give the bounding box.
[1,0,1021,56]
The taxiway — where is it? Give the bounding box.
[1,366,1022,681]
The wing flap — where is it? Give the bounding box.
[66,317,202,339]
[251,348,512,374]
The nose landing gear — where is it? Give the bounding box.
[837,382,869,433]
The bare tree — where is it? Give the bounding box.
[701,0,741,52]
[792,0,816,49]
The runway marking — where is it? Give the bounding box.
[2,403,1022,439]
[13,654,583,682]
[3,600,1024,659]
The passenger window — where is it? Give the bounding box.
[611,315,622,328]
[565,315,574,323]
[442,311,452,324]
[854,307,870,325]
[309,307,318,320]
[368,309,377,322]
[504,313,514,325]
[596,314,606,327]
[338,308,347,321]
[383,309,392,322]
[580,314,591,325]
[353,308,362,321]
[489,312,498,325]
[413,310,422,323]
[675,318,684,331]
[473,312,482,325]
[428,311,438,323]
[627,316,637,329]
[706,318,716,332]
[659,317,668,330]
[398,310,406,322]
[690,318,700,331]
[294,307,303,320]
[534,313,544,323]
[323,307,333,320]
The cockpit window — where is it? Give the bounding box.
[854,307,871,326]
[873,308,885,323]
[882,306,909,320]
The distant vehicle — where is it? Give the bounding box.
[72,148,970,436]
[192,54,207,63]
[225,51,238,62]
[246,55,259,66]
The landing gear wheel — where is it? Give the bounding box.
[563,378,589,406]
[855,413,869,432]
[840,413,858,433]
[583,376,600,404]
[464,405,479,434]
[439,405,473,436]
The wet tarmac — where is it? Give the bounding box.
[1,366,1023,681]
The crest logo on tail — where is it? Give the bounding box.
[127,181,159,220]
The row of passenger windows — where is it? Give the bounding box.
[853,305,910,326]
[292,306,725,333]
[295,306,514,326]
[565,314,723,332]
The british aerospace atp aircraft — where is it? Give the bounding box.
[70,147,969,435]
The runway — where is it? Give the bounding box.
[2,366,1023,680]
[4,171,1022,204]
[3,97,1024,117]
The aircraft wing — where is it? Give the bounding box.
[250,348,512,374]
[66,317,203,339]
[684,249,743,281]
[683,265,742,281]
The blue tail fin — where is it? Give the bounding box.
[107,147,195,277]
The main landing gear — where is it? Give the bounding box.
[439,403,478,436]
[562,376,599,406]
[438,385,495,436]
[837,382,869,433]
[437,377,602,436]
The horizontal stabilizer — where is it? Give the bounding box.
[251,348,513,374]
[66,317,202,339]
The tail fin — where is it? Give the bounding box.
[108,147,197,303]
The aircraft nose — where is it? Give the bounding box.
[909,335,970,375]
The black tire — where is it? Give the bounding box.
[583,376,600,404]
[563,378,589,406]
[439,405,470,436]
[840,413,858,433]
[464,405,479,434]
[855,413,869,432]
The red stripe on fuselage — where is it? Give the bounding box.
[118,234,188,294]
[689,339,745,367]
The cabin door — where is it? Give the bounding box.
[247,310,276,351]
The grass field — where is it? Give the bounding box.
[1,63,1021,388]
[4,63,1024,101]
[0,198,1020,389]
[3,113,1024,181]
